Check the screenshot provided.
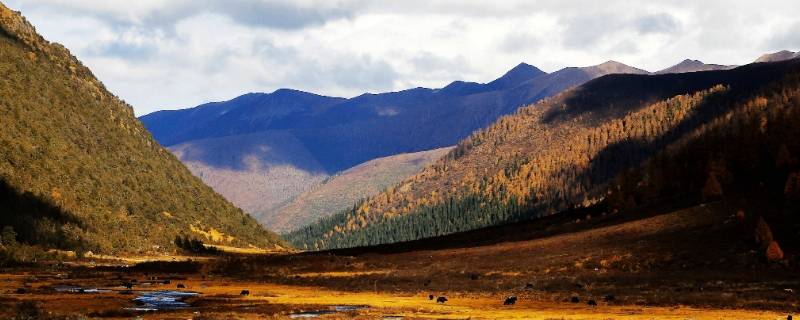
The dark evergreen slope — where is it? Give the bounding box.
[0,3,285,254]
[288,58,800,250]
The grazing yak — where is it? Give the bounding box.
[503,296,517,305]
[428,294,434,300]
[177,283,186,289]
[587,299,597,307]
[436,296,448,304]
[240,290,250,296]
[570,296,580,303]
[122,282,134,290]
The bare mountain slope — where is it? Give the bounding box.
[265,147,453,233]
[755,50,797,62]
[656,59,734,74]
[169,131,329,215]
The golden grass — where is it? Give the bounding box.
[0,271,788,320]
[204,244,283,255]
[190,224,232,243]
[201,281,787,319]
[289,270,393,278]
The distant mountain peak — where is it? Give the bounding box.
[654,59,734,74]
[270,88,323,98]
[485,62,546,90]
[273,88,300,94]
[510,62,538,72]
[439,80,484,95]
[584,60,649,76]
[755,50,798,63]
[679,58,704,65]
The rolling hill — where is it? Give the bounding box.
[141,60,655,232]
[288,58,800,250]
[0,3,285,254]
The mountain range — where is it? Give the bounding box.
[288,57,800,250]
[0,3,284,254]
[141,56,749,232]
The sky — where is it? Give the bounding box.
[6,0,800,116]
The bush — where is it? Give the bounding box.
[174,236,220,255]
[1,225,16,246]
[14,301,41,320]
[754,217,773,246]
[766,241,785,261]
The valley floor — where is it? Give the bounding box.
[1,201,798,319]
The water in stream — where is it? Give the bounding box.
[127,290,200,311]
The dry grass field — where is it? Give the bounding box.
[1,201,797,319]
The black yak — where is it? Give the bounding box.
[240,290,250,296]
[429,294,434,300]
[436,296,448,304]
[177,283,186,289]
[570,296,580,303]
[587,299,597,307]
[503,296,517,305]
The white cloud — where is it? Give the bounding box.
[5,0,800,115]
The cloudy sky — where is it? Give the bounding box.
[6,0,800,115]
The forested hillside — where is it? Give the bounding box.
[288,58,800,250]
[0,3,285,255]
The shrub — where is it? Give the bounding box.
[14,301,41,320]
[0,225,16,246]
[766,241,784,261]
[174,236,220,255]
[754,217,773,246]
